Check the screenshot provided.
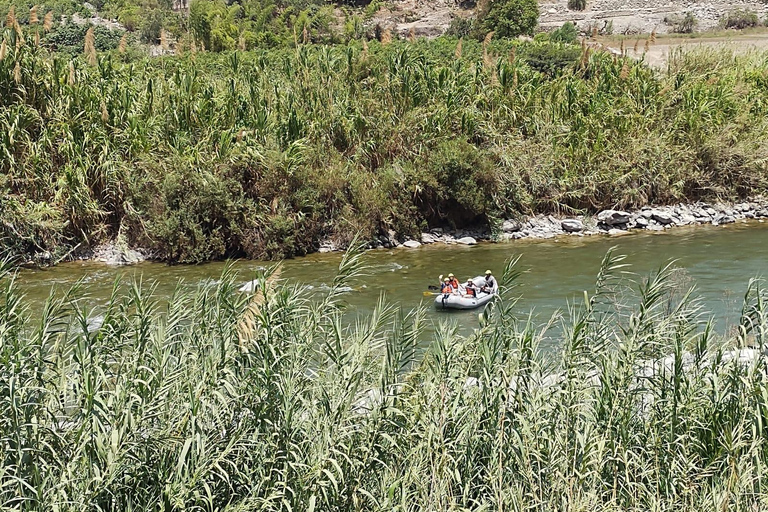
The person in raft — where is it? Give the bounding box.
[447,273,460,291]
[464,279,478,297]
[481,270,497,294]
[439,277,454,295]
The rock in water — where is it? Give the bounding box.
[597,210,631,226]
[561,218,584,233]
[403,240,421,248]
[456,236,477,245]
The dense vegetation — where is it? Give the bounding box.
[1,248,768,510]
[3,20,768,262]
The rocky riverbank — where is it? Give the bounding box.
[52,198,768,265]
[378,198,768,250]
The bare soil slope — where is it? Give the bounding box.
[370,0,768,37]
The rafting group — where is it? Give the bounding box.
[435,270,498,310]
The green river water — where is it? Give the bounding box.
[13,221,768,349]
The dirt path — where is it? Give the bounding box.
[600,31,768,67]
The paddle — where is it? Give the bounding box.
[423,291,441,296]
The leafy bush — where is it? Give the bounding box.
[519,41,581,75]
[549,21,579,43]
[720,9,759,29]
[567,0,586,11]
[479,0,539,38]
[446,16,474,38]
[44,23,124,54]
[665,12,698,33]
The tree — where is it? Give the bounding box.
[480,0,538,38]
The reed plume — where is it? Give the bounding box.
[407,27,415,43]
[454,37,462,59]
[0,40,6,61]
[43,11,52,31]
[6,5,14,28]
[13,61,20,83]
[381,27,392,45]
[30,6,38,25]
[68,60,75,85]
[302,25,308,44]
[118,33,127,53]
[84,27,96,65]
[238,264,282,346]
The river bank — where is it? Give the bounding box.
[327,197,768,252]
[58,197,768,266]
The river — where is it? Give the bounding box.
[12,221,768,348]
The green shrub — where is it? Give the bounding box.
[44,23,123,54]
[550,21,579,43]
[721,9,759,29]
[446,16,474,38]
[479,0,539,38]
[520,41,581,75]
[567,0,586,11]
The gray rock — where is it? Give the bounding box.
[651,211,674,225]
[502,219,522,233]
[561,218,584,232]
[456,236,477,245]
[430,227,443,234]
[678,213,696,225]
[635,217,649,228]
[716,215,736,225]
[597,209,631,225]
[607,228,629,236]
[421,233,436,244]
[402,240,421,248]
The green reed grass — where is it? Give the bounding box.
[1,246,768,510]
[2,29,768,262]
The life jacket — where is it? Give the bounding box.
[441,282,453,294]
[449,278,460,290]
[465,285,476,297]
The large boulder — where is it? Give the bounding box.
[651,210,674,225]
[402,240,421,248]
[597,210,631,226]
[456,236,477,245]
[561,218,584,233]
[501,219,522,233]
[421,233,437,244]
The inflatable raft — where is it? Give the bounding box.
[434,275,497,310]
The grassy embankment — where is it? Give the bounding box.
[2,24,768,262]
[1,248,768,510]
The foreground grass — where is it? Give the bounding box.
[1,247,768,510]
[2,27,768,262]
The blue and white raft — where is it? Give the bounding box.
[434,275,498,310]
